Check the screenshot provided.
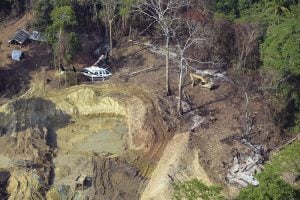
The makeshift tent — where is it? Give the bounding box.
[11,50,23,61]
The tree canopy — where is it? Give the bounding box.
[262,18,300,75]
[238,174,296,200]
[50,6,77,31]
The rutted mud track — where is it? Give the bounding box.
[92,157,147,200]
[0,85,169,199]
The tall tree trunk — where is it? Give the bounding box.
[177,63,184,114]
[43,68,46,93]
[25,0,27,22]
[58,27,62,70]
[65,71,67,88]
[166,36,170,96]
[93,2,100,38]
[109,20,113,56]
[58,69,61,88]
[122,16,126,32]
[58,27,62,88]
[128,24,132,40]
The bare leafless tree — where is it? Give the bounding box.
[235,24,262,69]
[135,0,189,96]
[99,0,119,56]
[172,19,220,114]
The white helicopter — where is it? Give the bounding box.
[82,54,112,81]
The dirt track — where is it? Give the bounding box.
[92,156,147,200]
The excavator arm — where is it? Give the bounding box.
[189,73,214,89]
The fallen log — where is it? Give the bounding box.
[272,134,300,155]
[130,66,154,76]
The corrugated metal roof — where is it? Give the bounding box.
[29,31,46,42]
[8,29,30,44]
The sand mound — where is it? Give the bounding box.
[50,86,166,152]
[141,132,212,200]
[0,86,166,152]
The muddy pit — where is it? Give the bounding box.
[55,116,127,154]
[52,115,129,199]
[0,86,166,199]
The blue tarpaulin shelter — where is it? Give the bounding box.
[11,50,23,61]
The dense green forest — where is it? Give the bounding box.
[1,0,299,199]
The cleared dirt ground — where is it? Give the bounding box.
[0,15,293,200]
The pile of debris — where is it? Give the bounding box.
[178,98,209,131]
[226,139,264,187]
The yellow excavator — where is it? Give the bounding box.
[189,72,215,90]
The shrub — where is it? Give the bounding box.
[172,179,225,200]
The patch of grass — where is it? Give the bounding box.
[265,141,300,177]
[172,179,225,200]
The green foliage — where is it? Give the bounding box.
[119,0,136,17]
[98,0,119,20]
[265,0,295,24]
[50,6,77,31]
[32,0,74,30]
[46,5,77,46]
[290,3,300,17]
[214,0,298,24]
[267,141,300,174]
[259,5,300,132]
[214,0,262,19]
[262,18,300,75]
[293,112,300,133]
[238,142,300,200]
[265,0,291,16]
[238,174,295,200]
[215,0,240,19]
[172,179,225,200]
[64,32,81,62]
[237,2,278,25]
[272,80,300,132]
[32,0,53,30]
[50,0,72,8]
[45,24,57,44]
[46,5,77,65]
